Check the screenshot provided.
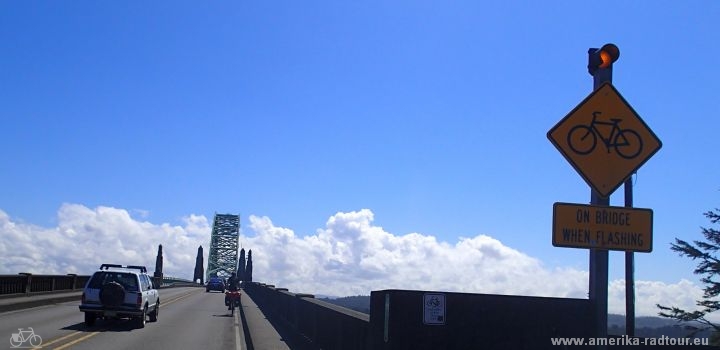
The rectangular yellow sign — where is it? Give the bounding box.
[552,202,653,252]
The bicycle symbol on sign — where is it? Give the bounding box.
[9,327,42,348]
[426,296,441,308]
[567,111,643,159]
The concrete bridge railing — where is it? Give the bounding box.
[244,284,629,350]
[0,273,199,298]
[243,282,370,350]
[0,274,90,297]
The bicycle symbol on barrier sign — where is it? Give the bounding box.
[9,328,42,348]
[567,111,643,159]
[426,296,441,308]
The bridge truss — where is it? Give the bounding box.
[206,214,240,280]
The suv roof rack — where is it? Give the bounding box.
[99,264,148,273]
[127,265,148,273]
[100,264,123,270]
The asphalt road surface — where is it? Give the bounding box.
[1,287,245,350]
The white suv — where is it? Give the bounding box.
[79,264,160,328]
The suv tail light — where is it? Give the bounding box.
[136,293,142,307]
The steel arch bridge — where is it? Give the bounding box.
[206,214,240,280]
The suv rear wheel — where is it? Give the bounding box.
[137,306,147,328]
[84,312,96,327]
[149,301,159,322]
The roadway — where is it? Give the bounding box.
[1,287,247,350]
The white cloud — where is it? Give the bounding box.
[244,209,585,298]
[0,204,208,279]
[609,279,706,319]
[0,205,707,318]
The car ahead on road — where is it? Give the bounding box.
[206,277,225,292]
[79,264,160,328]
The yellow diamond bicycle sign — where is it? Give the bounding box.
[548,83,662,197]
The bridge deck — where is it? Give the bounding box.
[0,288,295,350]
[0,291,81,312]
[240,288,291,350]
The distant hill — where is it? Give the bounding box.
[318,295,370,314]
[320,295,714,340]
[609,314,682,328]
[608,314,712,339]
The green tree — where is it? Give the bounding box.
[657,208,720,342]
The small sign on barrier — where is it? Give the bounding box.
[423,293,446,325]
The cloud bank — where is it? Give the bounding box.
[0,204,703,317]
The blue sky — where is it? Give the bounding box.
[1,1,718,315]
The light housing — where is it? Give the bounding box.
[588,43,620,75]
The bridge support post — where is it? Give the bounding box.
[68,274,78,290]
[153,244,164,288]
[238,248,246,281]
[246,250,253,282]
[194,245,205,285]
[20,273,32,295]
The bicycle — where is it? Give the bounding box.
[9,327,42,348]
[225,290,241,316]
[426,296,440,308]
[567,111,643,159]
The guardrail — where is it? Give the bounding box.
[0,274,90,298]
[243,282,370,350]
[0,273,200,298]
[158,275,197,288]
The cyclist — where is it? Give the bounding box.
[225,272,240,310]
[226,272,240,292]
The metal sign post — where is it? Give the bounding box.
[588,45,614,346]
[625,177,635,336]
[548,44,662,345]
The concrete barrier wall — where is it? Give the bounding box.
[244,282,371,350]
[1,273,199,298]
[230,284,720,350]
[0,274,90,297]
[369,289,595,350]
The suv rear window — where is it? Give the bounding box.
[88,271,139,292]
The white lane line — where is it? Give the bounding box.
[234,310,244,350]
